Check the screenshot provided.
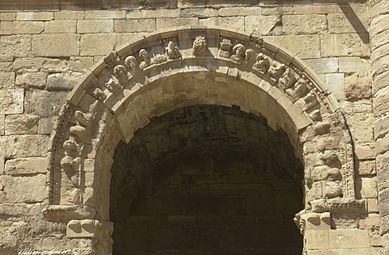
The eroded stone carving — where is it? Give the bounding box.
[92,88,107,101]
[218,38,232,58]
[151,53,167,64]
[139,49,150,69]
[294,211,331,234]
[166,41,182,59]
[278,67,297,91]
[67,219,102,238]
[268,62,287,81]
[252,53,270,74]
[193,36,207,56]
[230,43,246,64]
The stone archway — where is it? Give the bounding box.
[42,26,364,254]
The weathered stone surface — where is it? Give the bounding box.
[264,35,320,59]
[321,34,370,57]
[324,73,345,101]
[32,34,79,57]
[344,72,371,101]
[0,12,16,21]
[5,114,39,135]
[0,72,15,90]
[5,157,48,175]
[328,12,368,33]
[1,135,49,159]
[328,229,369,249]
[54,11,84,20]
[156,18,198,29]
[15,72,47,89]
[84,10,125,19]
[46,72,82,91]
[0,115,4,136]
[0,89,24,114]
[24,90,67,117]
[0,35,31,59]
[282,14,327,34]
[339,57,370,73]
[80,34,116,56]
[199,17,244,30]
[16,11,53,21]
[356,177,378,199]
[44,20,76,33]
[114,19,156,32]
[0,21,44,34]
[2,174,47,202]
[13,58,45,72]
[245,15,281,35]
[375,117,389,140]
[77,20,113,33]
[358,160,376,176]
[38,116,56,135]
[128,9,181,18]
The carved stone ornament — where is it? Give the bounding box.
[230,43,246,64]
[294,210,331,235]
[113,64,128,86]
[92,88,107,101]
[125,55,141,77]
[252,53,270,74]
[151,53,167,64]
[268,62,287,81]
[138,48,150,69]
[166,40,182,59]
[67,219,102,238]
[193,36,207,56]
[218,38,232,58]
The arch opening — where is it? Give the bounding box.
[110,104,304,254]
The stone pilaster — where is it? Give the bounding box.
[369,0,389,234]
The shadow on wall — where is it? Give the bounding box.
[2,0,368,43]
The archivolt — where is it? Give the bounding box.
[45,27,361,225]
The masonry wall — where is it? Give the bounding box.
[0,0,385,254]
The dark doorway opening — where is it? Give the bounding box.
[110,105,304,254]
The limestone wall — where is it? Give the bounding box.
[0,1,386,254]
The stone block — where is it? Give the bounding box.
[38,116,56,135]
[218,7,261,16]
[321,33,370,57]
[375,117,389,140]
[80,34,116,56]
[356,177,377,198]
[0,35,31,59]
[328,12,368,34]
[156,18,198,30]
[325,73,345,100]
[283,14,327,34]
[44,20,77,33]
[328,229,369,249]
[305,230,329,250]
[127,9,180,18]
[5,114,39,135]
[304,58,338,74]
[0,89,24,114]
[84,10,125,19]
[5,157,48,175]
[0,12,16,21]
[245,15,281,35]
[2,135,49,159]
[374,89,389,118]
[367,198,379,213]
[15,72,47,89]
[0,72,15,90]
[370,13,389,38]
[358,160,376,176]
[0,115,4,136]
[67,219,101,238]
[32,34,79,57]
[0,21,44,34]
[54,11,84,20]
[355,144,375,160]
[371,29,389,51]
[269,35,321,59]
[339,57,370,73]
[180,8,217,18]
[199,17,244,30]
[13,58,45,72]
[69,56,95,71]
[114,19,156,33]
[46,72,82,91]
[24,90,67,117]
[376,135,389,156]
[2,174,47,203]
[344,72,371,101]
[16,11,53,21]
[77,20,113,33]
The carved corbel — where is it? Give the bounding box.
[294,210,332,235]
[252,53,270,74]
[268,62,286,81]
[193,36,207,56]
[218,38,232,58]
[166,40,182,60]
